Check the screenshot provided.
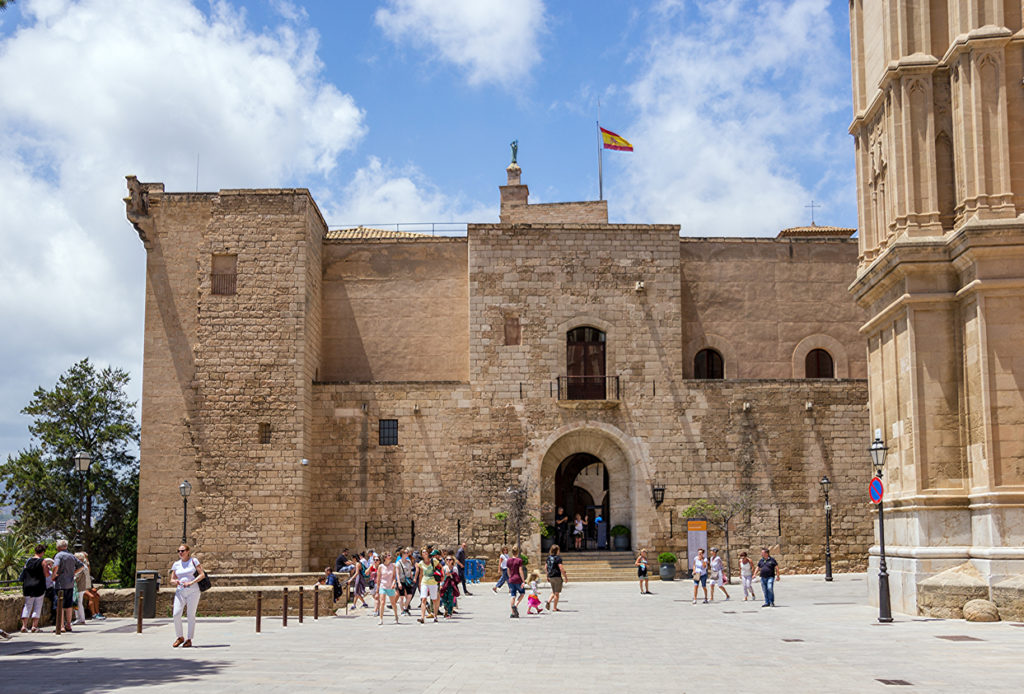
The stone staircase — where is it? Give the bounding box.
[558,551,639,582]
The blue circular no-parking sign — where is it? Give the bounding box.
[869,477,884,503]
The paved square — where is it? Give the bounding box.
[2,574,1022,693]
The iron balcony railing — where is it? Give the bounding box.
[555,375,620,401]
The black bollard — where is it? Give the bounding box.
[314,584,319,620]
[283,587,288,628]
[256,591,262,633]
[299,586,304,623]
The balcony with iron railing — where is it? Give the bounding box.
[554,375,620,408]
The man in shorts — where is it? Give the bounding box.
[50,539,83,632]
[505,544,526,618]
[416,548,441,623]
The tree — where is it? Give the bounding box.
[0,359,140,584]
[680,492,756,581]
[0,531,32,581]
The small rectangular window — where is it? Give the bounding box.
[504,316,521,345]
[258,422,271,444]
[379,419,398,446]
[212,253,237,295]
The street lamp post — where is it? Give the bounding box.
[73,451,93,552]
[870,436,893,623]
[819,474,833,582]
[179,480,192,544]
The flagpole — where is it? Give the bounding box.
[597,99,603,201]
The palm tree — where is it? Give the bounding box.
[0,531,32,582]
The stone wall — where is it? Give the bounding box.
[679,237,867,379]
[320,238,468,382]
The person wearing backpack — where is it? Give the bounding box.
[544,544,567,612]
[20,544,48,632]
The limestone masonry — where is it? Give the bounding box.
[848,2,1024,616]
[125,163,872,580]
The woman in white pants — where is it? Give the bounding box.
[170,544,205,648]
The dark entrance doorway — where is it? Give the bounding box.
[566,326,606,399]
[554,453,609,551]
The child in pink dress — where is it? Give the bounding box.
[525,571,543,614]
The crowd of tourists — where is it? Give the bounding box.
[318,541,570,622]
[2,536,780,644]
[9,539,105,639]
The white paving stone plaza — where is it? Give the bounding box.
[2,574,1022,693]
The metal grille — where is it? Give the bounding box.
[935,635,983,642]
[876,680,913,686]
[379,419,398,446]
[258,422,271,445]
[211,272,237,295]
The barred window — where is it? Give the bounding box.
[379,419,398,446]
[211,253,237,295]
[258,422,271,444]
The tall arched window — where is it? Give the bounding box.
[805,348,834,378]
[693,348,724,379]
[566,327,606,399]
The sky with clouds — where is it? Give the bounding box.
[0,0,857,461]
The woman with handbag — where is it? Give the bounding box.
[170,543,206,647]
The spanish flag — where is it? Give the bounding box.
[600,126,633,152]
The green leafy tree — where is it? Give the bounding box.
[0,359,140,583]
[680,492,756,581]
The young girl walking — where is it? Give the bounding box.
[525,570,543,615]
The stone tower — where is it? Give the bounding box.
[848,3,1024,614]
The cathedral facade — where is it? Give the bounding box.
[125,164,873,576]
[849,1,1024,615]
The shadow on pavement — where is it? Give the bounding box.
[0,656,227,692]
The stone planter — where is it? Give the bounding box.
[659,563,677,581]
[613,534,630,551]
[541,535,554,552]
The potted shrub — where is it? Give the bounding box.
[540,523,555,552]
[658,552,678,581]
[610,525,630,551]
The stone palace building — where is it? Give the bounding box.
[125,162,874,577]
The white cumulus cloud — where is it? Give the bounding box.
[613,0,854,235]
[0,0,366,458]
[317,157,495,230]
[375,0,547,88]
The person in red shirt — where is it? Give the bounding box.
[505,544,526,618]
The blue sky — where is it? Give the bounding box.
[0,0,858,460]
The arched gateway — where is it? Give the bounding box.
[538,424,638,551]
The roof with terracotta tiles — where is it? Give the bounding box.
[325,227,434,240]
[776,224,856,238]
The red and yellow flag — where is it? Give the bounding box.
[600,126,633,152]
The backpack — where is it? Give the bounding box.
[432,559,444,583]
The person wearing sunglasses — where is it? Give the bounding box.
[169,544,205,647]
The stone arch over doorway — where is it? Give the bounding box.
[538,423,640,546]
